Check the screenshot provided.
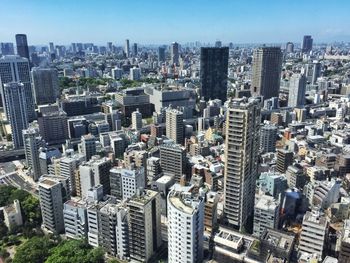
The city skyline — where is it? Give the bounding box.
[1,0,350,44]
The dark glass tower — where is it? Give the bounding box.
[200,47,229,102]
[15,34,30,61]
[302,35,313,53]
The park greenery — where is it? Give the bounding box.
[12,238,104,263]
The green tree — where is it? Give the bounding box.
[12,236,54,263]
[21,196,42,227]
[45,239,104,263]
[0,185,16,206]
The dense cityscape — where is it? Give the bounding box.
[1,2,350,263]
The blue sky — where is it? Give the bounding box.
[1,0,350,45]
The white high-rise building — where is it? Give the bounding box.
[167,187,204,263]
[80,134,96,161]
[39,178,65,234]
[130,66,141,80]
[166,108,183,144]
[224,98,261,230]
[121,167,145,199]
[79,156,112,198]
[288,74,306,107]
[131,109,142,130]
[299,211,328,260]
[253,194,280,237]
[23,127,44,181]
[0,55,36,121]
[4,82,29,148]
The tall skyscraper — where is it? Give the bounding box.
[125,39,130,57]
[288,74,306,107]
[167,188,204,263]
[127,189,162,262]
[251,47,282,100]
[132,43,138,56]
[3,82,29,148]
[0,43,15,55]
[224,98,261,231]
[23,127,44,181]
[158,46,166,62]
[39,178,65,234]
[49,42,55,54]
[170,42,179,65]
[200,47,229,102]
[286,42,294,53]
[15,34,30,61]
[31,68,59,105]
[0,55,36,121]
[107,42,113,52]
[160,144,186,182]
[302,35,313,53]
[165,108,183,144]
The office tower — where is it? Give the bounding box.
[166,108,183,144]
[253,194,280,237]
[257,172,288,199]
[39,147,61,175]
[132,43,138,56]
[63,200,88,239]
[3,82,28,148]
[170,42,179,65]
[15,34,30,61]
[131,109,142,130]
[111,67,123,80]
[98,203,129,258]
[0,55,36,121]
[79,156,112,197]
[120,167,145,199]
[0,42,15,55]
[276,149,294,173]
[146,157,162,181]
[129,66,141,80]
[251,47,282,100]
[160,144,186,182]
[286,42,294,53]
[59,156,81,196]
[107,42,113,52]
[23,128,44,181]
[224,98,261,231]
[299,211,328,260]
[260,123,277,153]
[81,134,97,161]
[200,47,229,102]
[39,178,65,234]
[31,68,59,105]
[215,40,222,47]
[127,189,162,262]
[167,189,204,263]
[125,39,130,57]
[158,46,166,62]
[49,42,55,54]
[109,168,122,199]
[38,109,69,145]
[288,74,306,107]
[302,35,313,53]
[305,62,321,85]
